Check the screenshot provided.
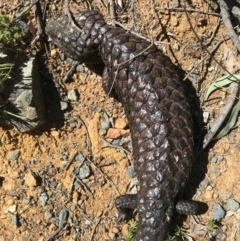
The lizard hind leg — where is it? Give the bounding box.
[115,194,138,222]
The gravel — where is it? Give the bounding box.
[39,192,48,206]
[7,149,20,161]
[78,164,91,179]
[226,198,240,212]
[212,204,226,221]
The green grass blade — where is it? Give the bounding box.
[213,101,240,140]
[204,74,240,100]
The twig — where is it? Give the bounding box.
[31,1,43,45]
[184,38,227,81]
[65,151,79,170]
[218,0,240,53]
[129,0,136,29]
[44,223,69,241]
[67,173,76,201]
[90,218,102,241]
[99,137,131,155]
[157,7,221,17]
[62,61,79,83]
[203,17,221,47]
[12,0,39,21]
[109,0,116,26]
[203,81,239,149]
[64,0,83,33]
[87,157,120,195]
[115,21,169,46]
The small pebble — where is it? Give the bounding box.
[59,209,69,228]
[226,198,240,212]
[101,120,111,130]
[39,192,48,206]
[59,53,65,61]
[210,156,218,163]
[75,152,85,163]
[12,214,19,227]
[4,205,17,213]
[127,166,136,178]
[78,165,91,179]
[212,204,226,221]
[60,101,68,110]
[106,128,130,139]
[7,149,20,161]
[199,180,209,189]
[209,165,218,174]
[50,49,59,58]
[68,89,79,101]
[114,118,128,129]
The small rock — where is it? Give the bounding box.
[49,223,57,231]
[108,232,115,239]
[106,128,130,139]
[59,53,65,61]
[101,120,111,130]
[50,49,59,58]
[127,166,136,178]
[199,180,209,189]
[204,190,213,200]
[212,204,226,221]
[75,152,85,163]
[24,172,37,188]
[12,214,19,227]
[169,0,179,8]
[226,199,240,212]
[210,156,218,163]
[60,101,68,110]
[78,164,91,179]
[39,192,48,206]
[114,118,128,129]
[209,165,218,174]
[72,191,79,204]
[4,205,17,213]
[68,89,79,101]
[7,149,20,161]
[58,209,69,228]
[111,227,120,234]
[51,130,60,138]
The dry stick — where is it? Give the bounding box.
[64,0,83,33]
[87,157,120,195]
[115,21,169,46]
[203,82,239,149]
[12,0,39,21]
[65,151,79,170]
[62,61,79,83]
[184,38,227,81]
[157,7,221,17]
[99,137,131,155]
[203,17,221,47]
[183,5,240,149]
[44,223,69,241]
[31,1,43,45]
[218,0,240,53]
[129,0,136,29]
[109,0,116,26]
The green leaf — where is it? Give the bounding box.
[213,101,240,140]
[204,74,240,100]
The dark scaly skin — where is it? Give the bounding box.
[46,10,196,241]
